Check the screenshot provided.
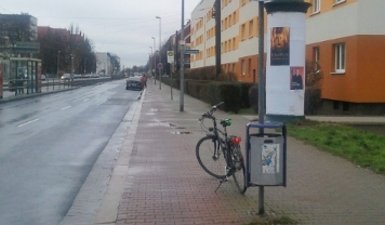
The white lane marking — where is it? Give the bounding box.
[61,105,72,110]
[17,118,39,128]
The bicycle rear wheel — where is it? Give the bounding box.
[196,136,227,179]
[231,144,246,194]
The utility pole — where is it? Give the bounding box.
[152,37,156,84]
[179,0,185,112]
[214,0,221,80]
[57,50,61,78]
[258,0,266,215]
[156,16,162,90]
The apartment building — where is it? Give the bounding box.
[190,0,216,69]
[190,0,385,113]
[0,13,41,94]
[0,13,39,58]
[190,0,263,83]
[306,0,385,112]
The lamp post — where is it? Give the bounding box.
[214,0,221,80]
[149,46,153,78]
[179,0,185,112]
[155,16,162,90]
[152,36,156,84]
[258,0,265,215]
[57,50,61,78]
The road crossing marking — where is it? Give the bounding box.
[61,105,72,110]
[17,118,39,128]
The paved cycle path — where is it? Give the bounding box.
[113,83,385,225]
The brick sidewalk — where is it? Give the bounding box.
[115,82,385,225]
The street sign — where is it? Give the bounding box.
[157,63,163,70]
[167,51,174,64]
[184,49,200,55]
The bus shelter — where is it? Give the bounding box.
[3,57,42,96]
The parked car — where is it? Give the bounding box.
[126,77,143,91]
[60,73,72,80]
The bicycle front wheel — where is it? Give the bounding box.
[231,144,247,194]
[196,136,227,179]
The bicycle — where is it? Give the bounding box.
[195,102,246,193]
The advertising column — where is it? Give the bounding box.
[264,0,310,120]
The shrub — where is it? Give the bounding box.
[187,80,210,99]
[207,82,241,113]
[239,82,253,108]
[248,85,259,113]
[305,88,322,115]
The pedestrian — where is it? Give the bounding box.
[141,74,147,88]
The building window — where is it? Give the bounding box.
[333,0,346,6]
[312,0,320,13]
[248,58,252,76]
[233,11,237,24]
[241,23,246,40]
[313,46,320,73]
[241,59,246,76]
[232,37,236,50]
[333,43,345,73]
[248,20,254,38]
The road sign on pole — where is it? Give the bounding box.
[184,49,199,55]
[167,51,174,64]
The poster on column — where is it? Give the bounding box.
[270,27,290,66]
[290,67,304,90]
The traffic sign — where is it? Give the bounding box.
[184,49,200,55]
[167,51,174,64]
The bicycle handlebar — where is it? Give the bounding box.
[199,102,224,121]
[212,101,224,110]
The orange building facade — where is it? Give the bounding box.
[190,0,385,112]
[306,0,385,107]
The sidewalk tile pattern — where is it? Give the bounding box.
[116,82,385,225]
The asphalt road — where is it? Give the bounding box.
[0,80,140,225]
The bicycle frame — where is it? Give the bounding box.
[203,116,235,176]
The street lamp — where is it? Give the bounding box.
[214,0,221,80]
[152,36,156,84]
[179,0,185,112]
[257,0,266,216]
[57,50,61,78]
[149,46,153,77]
[155,16,162,90]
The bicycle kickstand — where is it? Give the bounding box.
[214,177,228,193]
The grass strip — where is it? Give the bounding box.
[287,120,385,174]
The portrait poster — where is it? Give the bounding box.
[290,66,304,90]
[270,27,290,66]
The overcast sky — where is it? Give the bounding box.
[1,0,203,68]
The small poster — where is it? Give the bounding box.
[290,66,304,90]
[270,27,290,66]
[262,143,280,174]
